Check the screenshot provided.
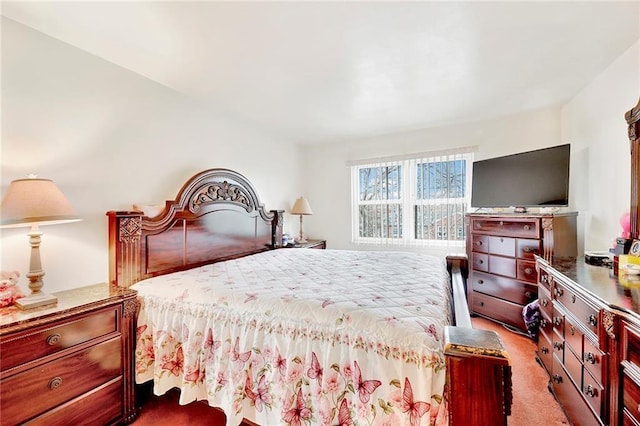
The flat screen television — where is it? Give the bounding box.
[471,143,570,210]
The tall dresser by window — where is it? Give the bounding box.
[466,212,577,331]
[0,283,138,425]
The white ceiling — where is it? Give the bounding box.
[2,1,639,144]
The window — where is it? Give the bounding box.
[350,148,474,247]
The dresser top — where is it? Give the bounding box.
[541,256,640,319]
[0,283,136,333]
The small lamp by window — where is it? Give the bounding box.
[1,176,81,309]
[291,196,313,244]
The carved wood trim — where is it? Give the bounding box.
[123,298,139,318]
[603,310,616,340]
[119,217,142,243]
[190,180,254,213]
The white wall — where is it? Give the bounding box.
[0,19,302,293]
[301,106,563,257]
[561,40,640,253]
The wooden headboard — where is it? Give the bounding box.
[107,169,284,288]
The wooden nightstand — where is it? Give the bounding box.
[0,283,138,425]
[290,239,326,249]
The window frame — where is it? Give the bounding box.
[351,150,474,247]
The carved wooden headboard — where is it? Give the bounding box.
[627,98,640,239]
[107,169,284,288]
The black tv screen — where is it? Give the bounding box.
[471,144,570,209]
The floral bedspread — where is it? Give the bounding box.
[133,249,452,426]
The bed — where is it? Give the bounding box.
[107,168,511,426]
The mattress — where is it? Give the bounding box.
[133,248,452,425]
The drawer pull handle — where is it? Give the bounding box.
[554,288,564,298]
[571,295,577,304]
[478,279,484,285]
[588,314,598,327]
[541,275,548,283]
[553,341,563,351]
[583,385,597,398]
[48,377,63,390]
[553,317,562,327]
[524,247,534,253]
[524,267,533,275]
[525,291,532,299]
[552,374,563,384]
[499,221,504,226]
[541,347,549,354]
[476,241,483,246]
[523,225,531,231]
[46,333,61,346]
[585,352,597,364]
[479,260,484,264]
[540,319,548,329]
[541,299,548,307]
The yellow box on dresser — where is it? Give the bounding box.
[0,283,138,425]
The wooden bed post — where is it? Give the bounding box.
[445,255,512,426]
[107,211,143,288]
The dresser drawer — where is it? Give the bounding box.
[471,271,536,305]
[623,366,640,426]
[583,335,605,385]
[552,356,601,426]
[488,236,515,257]
[564,315,583,358]
[516,259,537,283]
[539,287,553,319]
[538,267,552,292]
[0,306,120,371]
[472,253,489,272]
[0,337,122,424]
[471,217,540,238]
[517,239,542,259]
[622,321,640,368]
[537,327,553,374]
[489,255,516,278]
[471,292,525,329]
[553,280,600,338]
[472,235,489,253]
[583,366,604,418]
[25,377,123,426]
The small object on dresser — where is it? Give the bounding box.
[615,237,633,255]
[0,271,24,307]
[584,251,612,267]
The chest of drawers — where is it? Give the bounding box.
[0,283,138,425]
[466,213,577,331]
[536,257,640,426]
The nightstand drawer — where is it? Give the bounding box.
[26,377,123,426]
[553,280,600,338]
[0,337,122,424]
[0,306,119,371]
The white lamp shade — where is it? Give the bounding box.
[291,197,313,215]
[1,178,81,228]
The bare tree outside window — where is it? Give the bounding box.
[351,150,473,246]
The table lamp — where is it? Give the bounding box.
[1,176,81,309]
[291,196,313,244]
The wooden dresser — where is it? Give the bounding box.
[0,283,138,425]
[466,212,577,331]
[536,257,640,426]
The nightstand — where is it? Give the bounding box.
[0,283,138,425]
[290,239,326,249]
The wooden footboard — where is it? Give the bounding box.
[445,255,512,426]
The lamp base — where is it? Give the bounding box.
[296,237,308,244]
[15,293,58,310]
